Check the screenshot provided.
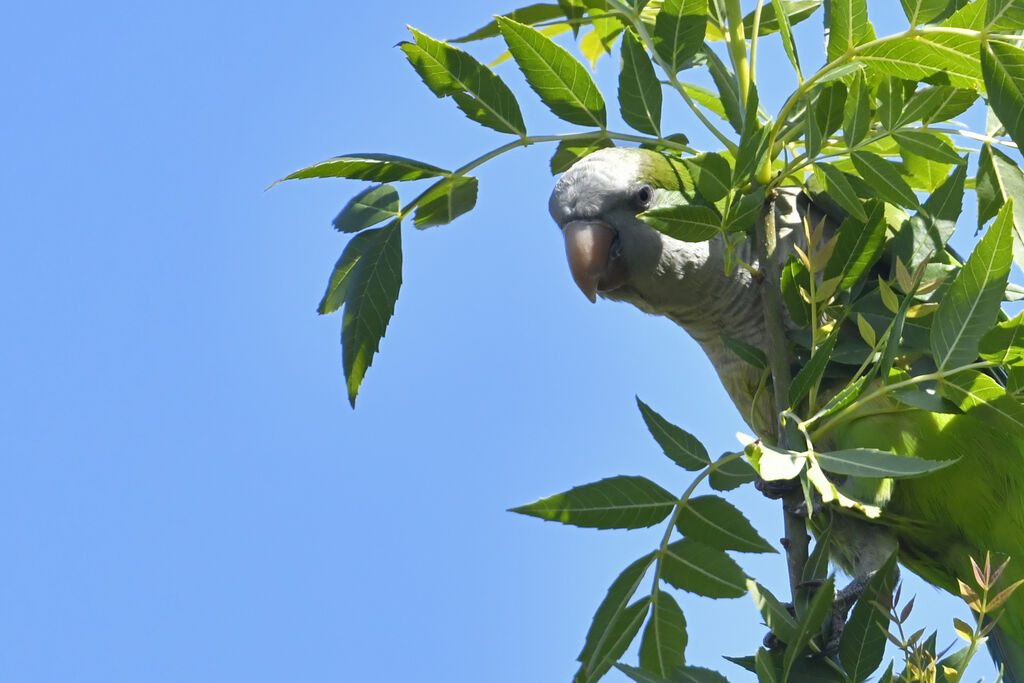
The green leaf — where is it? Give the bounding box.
[892,131,963,166]
[332,184,400,233]
[341,221,403,407]
[451,4,568,42]
[840,552,898,682]
[755,648,778,683]
[901,0,956,25]
[580,13,624,69]
[661,538,748,598]
[639,204,721,242]
[639,592,688,677]
[733,86,771,183]
[802,528,832,586]
[275,153,448,186]
[636,398,712,469]
[983,40,1024,165]
[843,70,870,147]
[986,0,1024,30]
[858,32,981,89]
[576,598,652,683]
[976,143,1024,273]
[876,76,905,131]
[768,0,810,77]
[709,453,757,491]
[680,82,730,122]
[317,229,379,315]
[783,576,834,680]
[411,176,478,228]
[931,200,1014,370]
[670,667,730,683]
[892,162,966,269]
[897,86,976,126]
[705,49,744,133]
[827,0,870,62]
[816,448,956,478]
[890,387,959,413]
[510,475,676,529]
[725,188,765,233]
[721,335,767,369]
[815,163,869,221]
[748,580,799,644]
[804,93,822,159]
[823,200,887,289]
[497,16,606,128]
[654,0,708,74]
[940,370,1024,434]
[789,335,838,408]
[616,663,672,683]
[682,153,731,203]
[579,553,657,670]
[675,495,776,553]
[401,28,527,136]
[816,377,867,421]
[619,31,662,136]
[980,311,1024,365]
[781,257,812,327]
[744,0,822,36]
[851,151,920,209]
[550,134,613,174]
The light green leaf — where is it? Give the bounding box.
[637,398,711,469]
[747,580,799,644]
[734,85,771,183]
[401,28,526,136]
[639,204,721,241]
[682,153,731,203]
[789,335,838,408]
[932,200,1014,370]
[768,0,811,77]
[783,577,834,680]
[579,13,624,69]
[843,70,870,147]
[986,0,1024,30]
[851,150,920,209]
[901,149,954,193]
[892,131,963,166]
[675,495,776,553]
[654,0,708,74]
[815,163,869,221]
[274,153,448,187]
[510,475,676,529]
[827,0,870,62]
[876,76,904,131]
[897,85,976,126]
[639,592,687,677]
[705,48,744,133]
[857,33,982,89]
[578,553,656,670]
[332,184,399,233]
[982,39,1024,159]
[823,200,887,289]
[497,16,606,127]
[619,31,662,136]
[661,538,748,598]
[840,552,898,682]
[412,176,478,228]
[341,221,403,407]
[317,229,379,315]
[976,143,1024,272]
[680,82,730,121]
[979,311,1024,365]
[901,0,955,25]
[892,162,966,269]
[576,598,651,683]
[941,370,1024,434]
[816,448,956,478]
[743,0,822,36]
[725,188,765,233]
[550,134,613,174]
[451,4,568,42]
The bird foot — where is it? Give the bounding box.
[755,476,800,499]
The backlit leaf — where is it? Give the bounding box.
[332,184,399,233]
[619,31,662,136]
[851,151,920,209]
[275,153,448,186]
[827,0,870,62]
[639,204,721,241]
[578,553,656,669]
[637,398,711,469]
[661,538,748,598]
[654,0,708,74]
[675,495,776,553]
[639,592,687,676]
[510,475,676,529]
[412,175,478,228]
[982,40,1024,163]
[816,448,956,478]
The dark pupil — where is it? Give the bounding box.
[638,186,651,204]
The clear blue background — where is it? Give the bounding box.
[1,2,1000,681]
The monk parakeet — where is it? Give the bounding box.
[549,147,1024,679]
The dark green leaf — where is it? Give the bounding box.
[709,453,757,491]
[637,398,711,469]
[682,153,731,203]
[890,387,960,413]
[550,134,613,174]
[858,33,981,89]
[743,0,822,35]
[576,598,652,683]
[767,0,810,76]
[898,86,976,126]
[639,593,688,676]
[670,667,730,683]
[616,663,672,683]
[412,176,478,228]
[275,153,448,186]
[802,527,832,586]
[843,71,870,148]
[725,189,765,233]
[827,0,870,62]
[932,200,1013,370]
[823,200,887,289]
[497,16,606,127]
[876,77,905,131]
[640,204,721,241]
[654,0,708,74]
[675,495,775,553]
[341,221,403,406]
[755,648,778,683]
[734,86,771,184]
[851,151,920,209]
[661,539,747,598]
[901,0,956,25]
[781,257,812,327]
[783,577,834,680]
[579,553,657,669]
[892,131,964,165]
[892,162,966,269]
[401,28,527,136]
[789,335,837,408]
[332,184,400,233]
[816,448,956,478]
[840,552,898,682]
[317,229,379,315]
[721,335,767,369]
[748,580,799,644]
[976,143,1024,272]
[805,92,822,159]
[619,31,663,136]
[815,163,869,221]
[510,475,676,529]
[980,311,1024,365]
[705,49,744,133]
[451,4,568,42]
[941,370,1024,434]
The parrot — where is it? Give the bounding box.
[548,146,1024,680]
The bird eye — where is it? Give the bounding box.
[633,184,654,210]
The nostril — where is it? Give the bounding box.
[609,235,622,260]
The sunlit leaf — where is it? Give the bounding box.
[451,3,568,42]
[901,0,955,25]
[986,0,1024,30]
[661,538,748,598]
[274,153,448,186]
[979,311,1024,365]
[743,0,822,36]
[510,475,676,529]
[816,448,955,478]
[892,131,963,166]
[639,204,721,241]
[412,175,478,228]
[851,151,920,209]
[827,0,870,62]
[550,134,613,174]
[705,49,744,133]
[858,33,981,89]
[682,152,731,202]
[976,143,1024,272]
[823,200,887,289]
[843,70,870,147]
[898,86,976,126]
[876,76,905,131]
[941,370,1024,434]
[654,0,708,74]
[675,495,776,553]
[815,163,869,221]
[332,184,399,233]
[982,39,1024,159]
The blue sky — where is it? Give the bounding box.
[2,2,1001,681]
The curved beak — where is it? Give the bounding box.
[562,219,627,303]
